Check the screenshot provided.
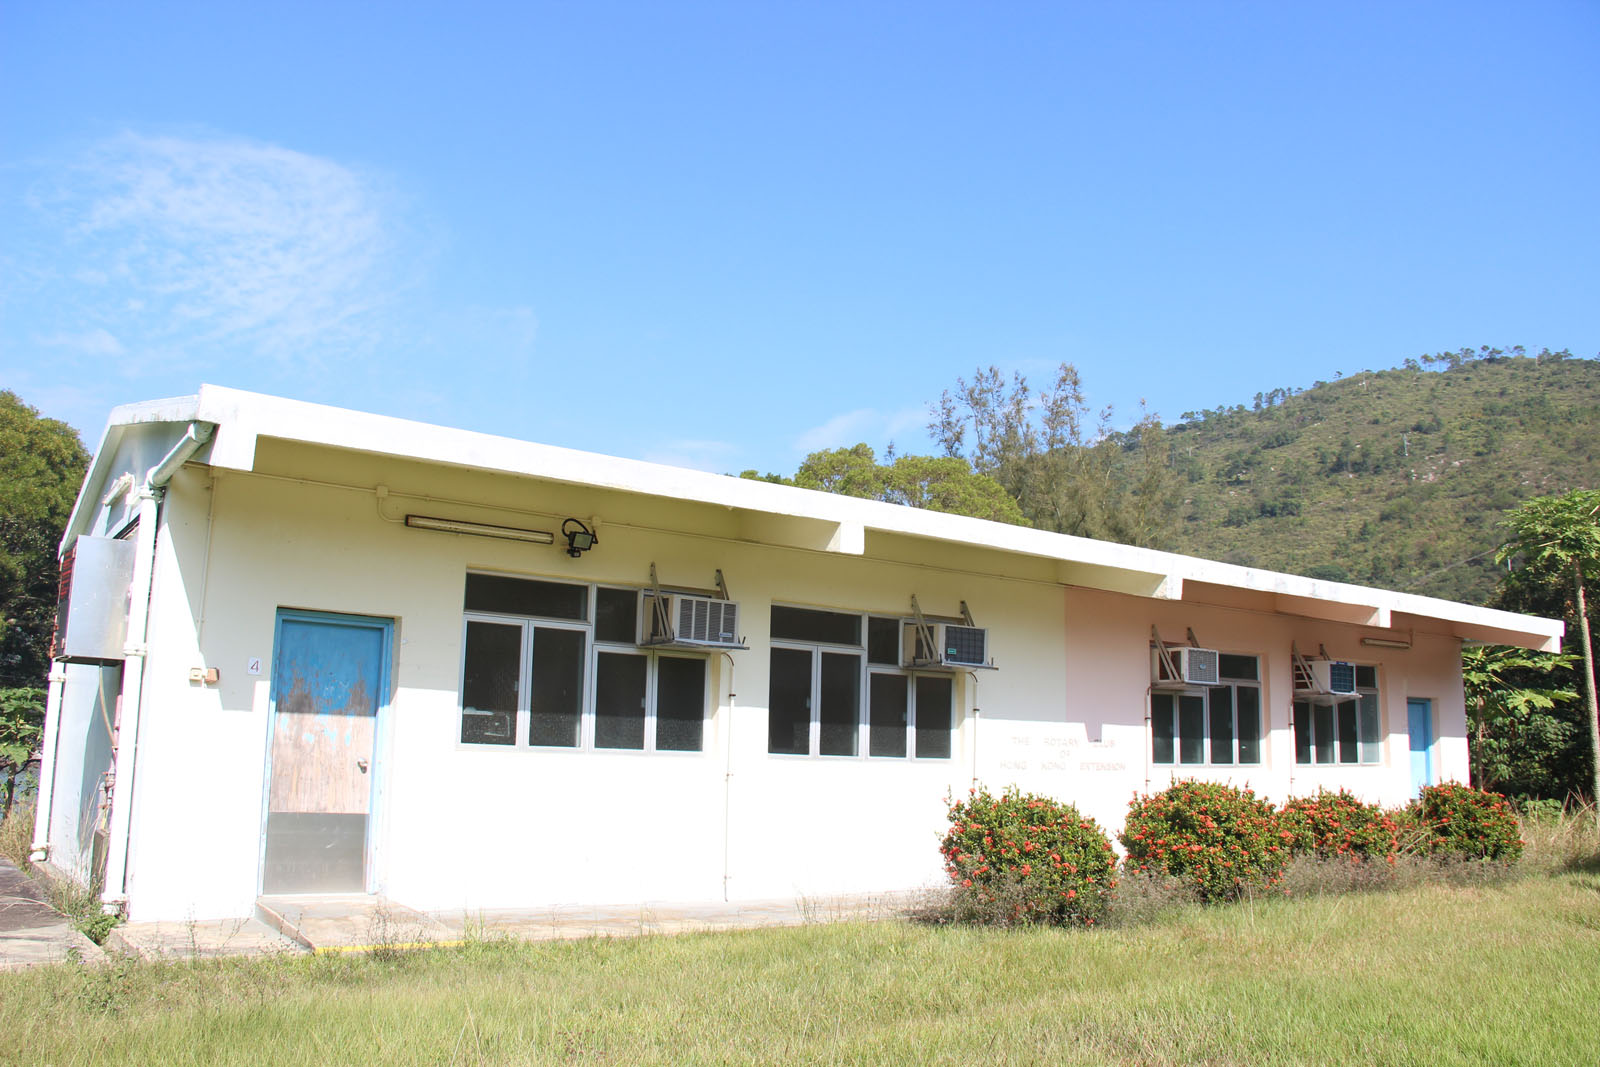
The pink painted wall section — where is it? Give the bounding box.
[1052,586,1467,818]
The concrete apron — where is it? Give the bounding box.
[0,857,105,970]
[253,891,921,955]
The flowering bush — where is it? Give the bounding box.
[1120,781,1288,903]
[1279,789,1400,863]
[940,786,1118,926]
[1410,782,1524,863]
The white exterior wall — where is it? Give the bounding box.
[112,449,1471,922]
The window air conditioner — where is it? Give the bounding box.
[1302,660,1357,696]
[1151,646,1221,687]
[904,622,991,669]
[638,593,743,649]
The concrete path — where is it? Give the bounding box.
[0,857,105,970]
[12,888,922,963]
[104,917,305,961]
[251,890,919,955]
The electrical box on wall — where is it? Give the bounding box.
[53,536,136,664]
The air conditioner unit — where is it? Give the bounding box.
[904,622,992,669]
[1300,660,1358,695]
[638,593,744,649]
[1151,646,1221,687]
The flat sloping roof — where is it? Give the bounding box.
[71,384,1565,652]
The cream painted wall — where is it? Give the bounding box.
[112,453,1469,922]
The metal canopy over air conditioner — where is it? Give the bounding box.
[53,535,136,664]
[637,564,747,651]
[904,595,996,670]
[1150,625,1220,687]
[1293,644,1357,695]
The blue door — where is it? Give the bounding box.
[1407,698,1433,797]
[262,612,392,894]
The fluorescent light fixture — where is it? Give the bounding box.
[1360,636,1412,650]
[405,514,554,544]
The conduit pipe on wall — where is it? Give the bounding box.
[966,671,981,788]
[720,651,736,903]
[99,422,215,915]
[28,664,69,861]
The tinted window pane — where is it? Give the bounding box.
[1152,693,1175,764]
[1356,665,1378,690]
[594,652,646,749]
[1218,654,1258,681]
[528,627,584,746]
[869,673,908,757]
[914,676,953,759]
[1313,703,1336,764]
[655,656,705,752]
[867,617,901,666]
[1237,686,1261,764]
[1178,694,1206,764]
[466,574,587,620]
[819,652,860,756]
[595,588,638,644]
[771,606,860,645]
[461,620,520,746]
[1358,692,1381,763]
[1293,702,1312,764]
[1208,686,1234,764]
[768,648,811,754]
[1337,698,1360,763]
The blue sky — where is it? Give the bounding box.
[4,2,1596,474]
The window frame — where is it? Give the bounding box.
[1150,653,1263,767]
[768,605,957,760]
[1293,666,1382,766]
[456,573,711,755]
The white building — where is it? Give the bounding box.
[31,386,1563,923]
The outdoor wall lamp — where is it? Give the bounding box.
[563,518,599,558]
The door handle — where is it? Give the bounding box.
[357,759,369,773]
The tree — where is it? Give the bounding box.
[741,445,1027,525]
[0,687,44,818]
[1462,645,1578,797]
[929,363,1181,547]
[0,392,91,689]
[1496,490,1600,803]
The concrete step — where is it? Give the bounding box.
[256,894,457,954]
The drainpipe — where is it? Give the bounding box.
[99,422,214,915]
[28,663,69,862]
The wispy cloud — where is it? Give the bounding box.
[792,405,928,455]
[641,439,740,473]
[16,131,401,373]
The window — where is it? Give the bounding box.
[1151,653,1261,765]
[459,574,708,752]
[1294,665,1380,764]
[769,607,954,759]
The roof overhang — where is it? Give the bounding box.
[67,384,1567,653]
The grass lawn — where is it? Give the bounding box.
[4,859,1598,1066]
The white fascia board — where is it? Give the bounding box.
[60,396,205,551]
[165,385,1563,649]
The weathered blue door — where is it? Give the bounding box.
[262,612,391,894]
[1407,697,1433,798]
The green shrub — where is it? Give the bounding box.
[1518,796,1565,822]
[1120,781,1289,903]
[1280,789,1399,863]
[1411,782,1524,863]
[940,786,1117,926]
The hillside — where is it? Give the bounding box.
[1160,352,1600,605]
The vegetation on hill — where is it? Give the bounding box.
[1160,347,1599,604]
[752,347,1600,608]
